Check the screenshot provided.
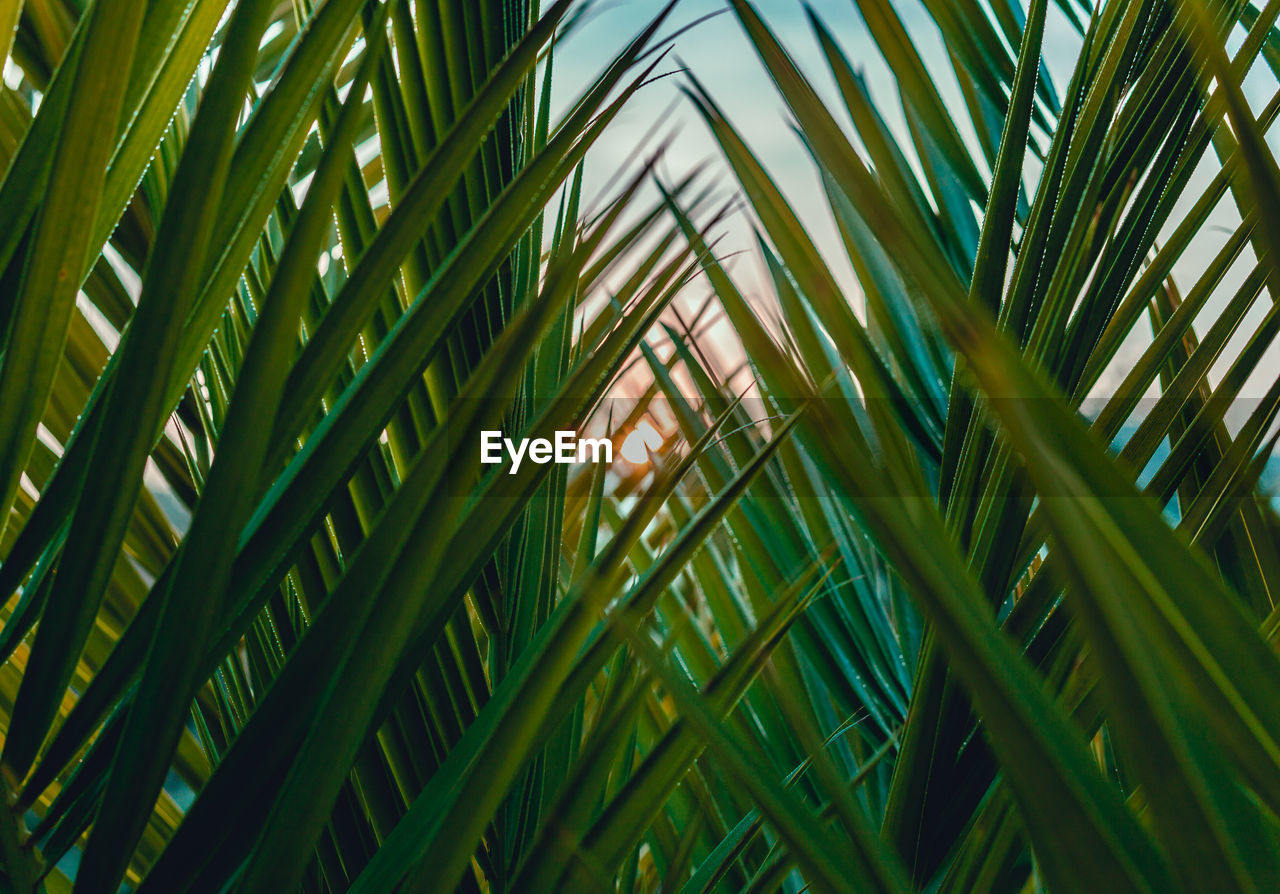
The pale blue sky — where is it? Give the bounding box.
[551,0,1280,419]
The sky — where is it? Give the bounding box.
[548,0,1280,429]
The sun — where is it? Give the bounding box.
[619,419,664,464]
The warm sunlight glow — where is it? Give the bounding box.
[620,420,663,464]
